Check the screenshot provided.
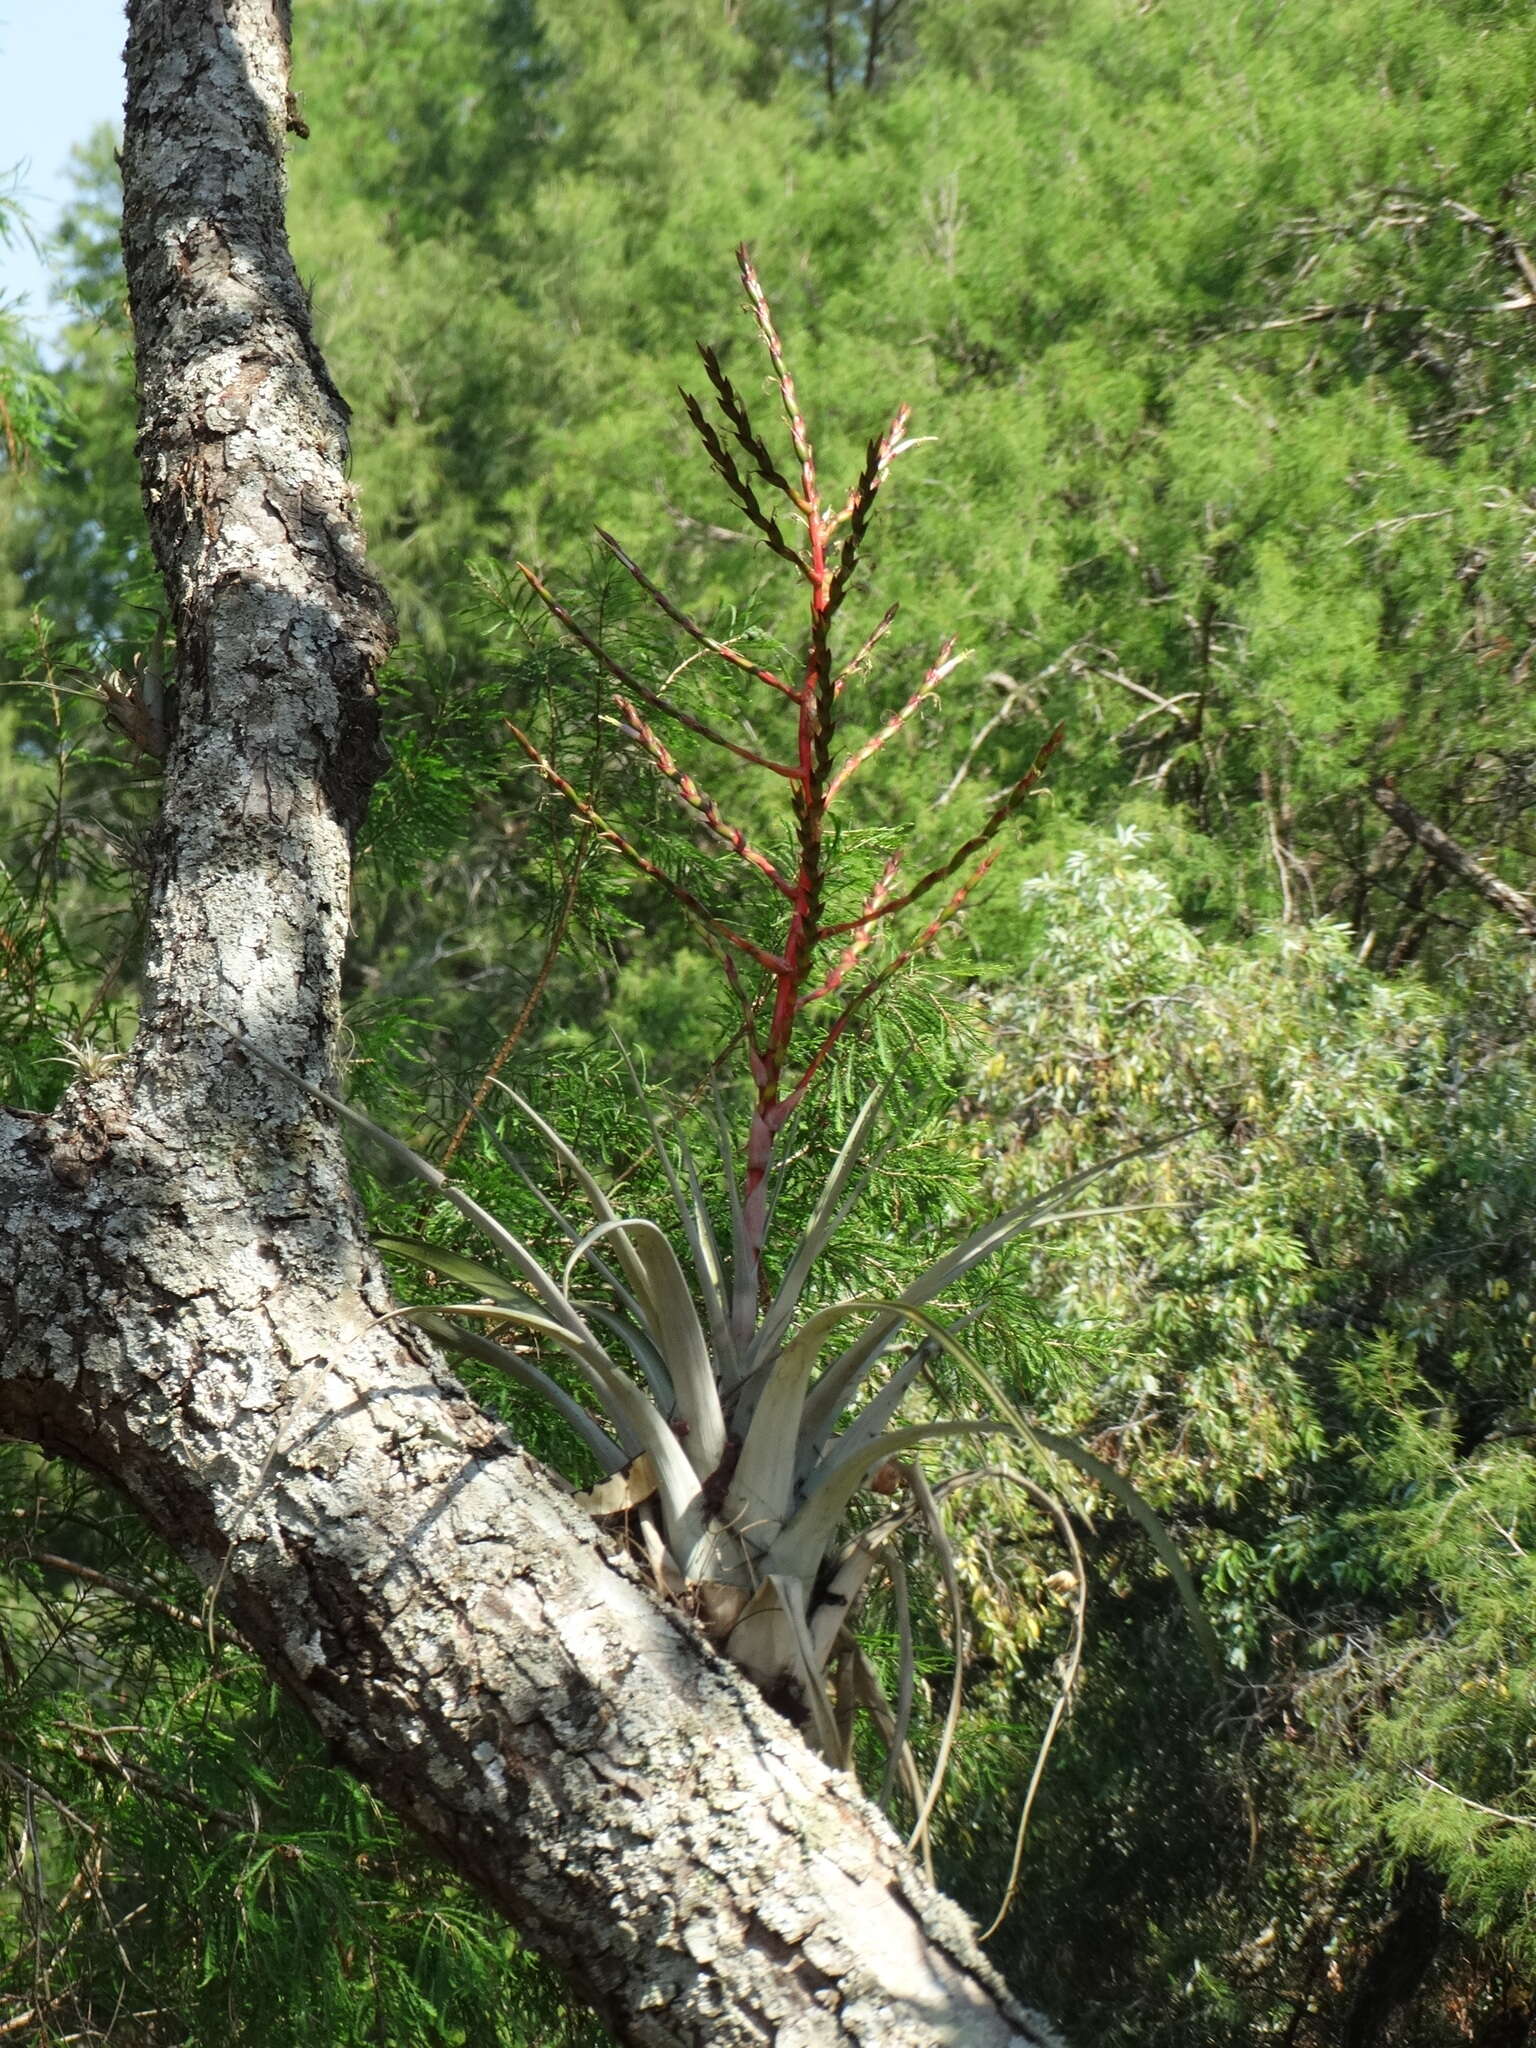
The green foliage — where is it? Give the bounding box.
[0,1446,600,2046]
[0,190,64,479]
[271,0,1536,963]
[976,834,1536,1545]
[2,136,145,645]
[0,624,151,1111]
[6,0,1536,2038]
[956,833,1536,2038]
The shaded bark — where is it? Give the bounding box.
[0,4,1058,2043]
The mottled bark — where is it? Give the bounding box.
[0,4,1059,2043]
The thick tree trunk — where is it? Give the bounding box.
[0,4,1058,2043]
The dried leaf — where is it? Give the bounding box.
[690,1580,751,1639]
[574,1452,659,1517]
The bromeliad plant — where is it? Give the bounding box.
[264,251,1211,1894]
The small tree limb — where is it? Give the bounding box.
[1369,778,1536,936]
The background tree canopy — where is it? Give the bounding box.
[2,0,1535,2041]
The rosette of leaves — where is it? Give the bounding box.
[247,251,1212,1911]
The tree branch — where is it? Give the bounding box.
[1369,778,1536,935]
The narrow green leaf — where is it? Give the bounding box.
[722,1298,860,1547]
[563,1216,725,1473]
[769,1296,1220,1671]
[801,1133,1188,1444]
[376,1233,521,1302]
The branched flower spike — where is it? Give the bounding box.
[515,246,1064,1310]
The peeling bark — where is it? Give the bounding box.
[0,4,1061,2042]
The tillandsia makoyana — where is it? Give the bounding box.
[254,252,1211,1930]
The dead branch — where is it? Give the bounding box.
[1370,778,1536,935]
